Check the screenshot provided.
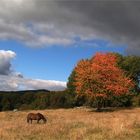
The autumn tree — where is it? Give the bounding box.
[74,53,134,111]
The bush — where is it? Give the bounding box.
[49,91,75,108]
[132,94,140,107]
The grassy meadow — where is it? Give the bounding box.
[0,107,140,140]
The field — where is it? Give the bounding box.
[0,108,140,140]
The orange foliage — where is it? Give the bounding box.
[74,53,134,99]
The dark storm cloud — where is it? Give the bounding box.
[57,0,140,54]
[0,0,140,54]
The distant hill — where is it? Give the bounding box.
[0,89,50,94]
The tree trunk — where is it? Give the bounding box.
[96,98,102,112]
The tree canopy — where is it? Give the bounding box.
[67,53,140,94]
[73,53,135,110]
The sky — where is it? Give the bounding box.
[0,0,139,91]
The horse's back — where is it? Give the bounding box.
[27,113,35,117]
[27,113,37,119]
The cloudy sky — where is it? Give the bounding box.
[0,0,139,91]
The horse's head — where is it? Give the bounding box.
[43,117,47,123]
[37,113,47,123]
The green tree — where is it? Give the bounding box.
[117,55,140,91]
[67,70,76,94]
[1,97,12,111]
[119,56,140,78]
[31,93,49,109]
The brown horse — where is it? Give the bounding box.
[27,113,47,124]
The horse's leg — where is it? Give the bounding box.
[27,118,29,123]
[37,119,40,123]
[27,118,30,123]
[31,119,32,124]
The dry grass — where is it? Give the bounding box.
[0,107,140,140]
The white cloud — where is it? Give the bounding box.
[0,75,66,91]
[0,50,16,75]
[21,78,66,91]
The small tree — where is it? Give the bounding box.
[67,70,76,94]
[74,53,134,111]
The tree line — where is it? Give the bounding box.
[0,89,139,111]
[0,90,75,111]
